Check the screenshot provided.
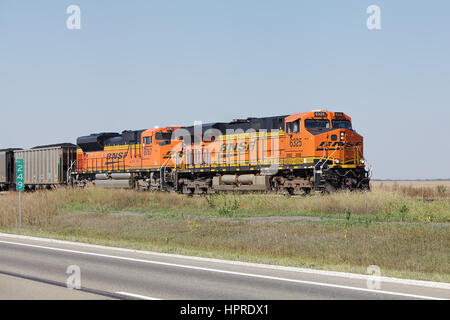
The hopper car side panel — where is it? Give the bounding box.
[13,146,76,189]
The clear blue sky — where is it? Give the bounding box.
[0,0,449,179]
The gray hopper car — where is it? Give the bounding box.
[9,144,77,190]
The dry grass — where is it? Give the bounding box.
[0,185,448,281]
[1,185,449,225]
[371,180,449,198]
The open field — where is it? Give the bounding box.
[371,180,450,187]
[0,182,449,282]
[371,180,450,198]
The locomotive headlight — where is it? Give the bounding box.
[360,159,365,164]
[340,132,345,141]
[334,159,340,164]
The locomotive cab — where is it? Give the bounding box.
[285,110,364,167]
[141,127,181,167]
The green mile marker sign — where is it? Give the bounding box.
[16,159,24,191]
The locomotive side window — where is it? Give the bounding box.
[286,120,300,133]
[143,136,152,145]
[292,120,300,133]
[332,120,351,129]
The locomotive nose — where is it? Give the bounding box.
[332,130,346,164]
[330,130,345,143]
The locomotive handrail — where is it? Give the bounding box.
[159,156,171,190]
[355,146,361,165]
[320,147,339,172]
[314,143,327,171]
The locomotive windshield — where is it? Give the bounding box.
[332,120,351,129]
[305,119,330,129]
[155,132,172,140]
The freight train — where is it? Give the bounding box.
[1,110,370,194]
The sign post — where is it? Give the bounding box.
[16,159,24,229]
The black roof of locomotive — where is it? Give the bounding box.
[182,115,288,136]
[76,130,145,152]
[76,114,289,151]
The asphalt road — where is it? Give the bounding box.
[0,233,448,300]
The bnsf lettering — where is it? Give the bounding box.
[318,141,361,147]
[316,141,361,151]
[221,141,256,153]
[106,152,128,160]
[163,151,183,159]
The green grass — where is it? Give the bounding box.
[0,186,449,283]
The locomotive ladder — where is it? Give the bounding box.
[159,157,171,191]
[313,146,339,190]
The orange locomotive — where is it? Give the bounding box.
[72,110,370,193]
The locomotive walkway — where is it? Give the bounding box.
[0,233,448,300]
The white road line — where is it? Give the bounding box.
[0,232,448,290]
[0,239,444,300]
[116,291,161,300]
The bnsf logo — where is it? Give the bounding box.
[106,152,128,160]
[221,141,256,153]
[164,151,183,159]
[316,141,361,151]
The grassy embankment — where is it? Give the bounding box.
[0,181,449,282]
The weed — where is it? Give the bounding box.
[204,195,216,209]
[437,185,447,195]
[217,195,240,217]
[345,208,351,220]
[399,204,409,222]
